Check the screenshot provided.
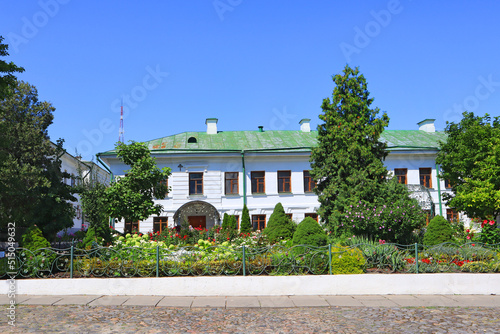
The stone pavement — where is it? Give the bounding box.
[1,294,499,308]
[1,295,499,333]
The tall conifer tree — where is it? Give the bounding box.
[310,65,389,233]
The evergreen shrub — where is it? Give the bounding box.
[330,246,366,274]
[423,215,454,245]
[292,217,328,247]
[263,203,296,244]
[20,225,51,251]
[239,204,252,234]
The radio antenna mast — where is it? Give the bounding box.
[118,99,124,143]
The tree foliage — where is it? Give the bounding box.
[77,164,111,244]
[262,202,296,244]
[310,65,389,232]
[104,141,171,223]
[0,80,75,239]
[0,36,24,99]
[437,112,500,220]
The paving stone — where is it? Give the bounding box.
[191,296,226,308]
[448,295,500,307]
[226,296,260,308]
[289,295,329,307]
[122,295,163,306]
[87,295,130,306]
[322,295,365,307]
[53,295,101,305]
[157,296,194,307]
[258,296,295,308]
[412,295,460,307]
[353,295,399,307]
[18,295,64,305]
[385,295,426,307]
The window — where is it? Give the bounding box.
[125,221,139,233]
[419,168,432,188]
[225,172,239,195]
[447,209,459,223]
[305,213,318,222]
[303,170,316,192]
[423,210,433,225]
[71,174,76,187]
[251,171,265,194]
[445,179,453,189]
[234,215,240,229]
[286,213,292,221]
[153,217,168,234]
[278,170,291,193]
[394,168,407,185]
[189,173,203,195]
[252,215,266,230]
[187,136,197,143]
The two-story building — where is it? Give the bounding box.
[97,118,460,234]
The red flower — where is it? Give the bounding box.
[489,220,495,226]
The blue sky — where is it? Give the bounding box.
[2,1,500,160]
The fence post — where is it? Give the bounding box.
[156,245,159,278]
[414,243,419,274]
[70,245,74,279]
[242,245,246,276]
[328,244,332,275]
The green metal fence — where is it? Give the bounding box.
[1,242,499,279]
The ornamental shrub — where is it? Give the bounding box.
[20,225,51,251]
[81,225,98,249]
[263,203,296,244]
[330,246,366,274]
[239,204,252,234]
[423,215,454,245]
[292,217,328,247]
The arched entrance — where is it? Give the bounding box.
[173,201,221,229]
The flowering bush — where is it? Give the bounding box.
[341,200,425,244]
[479,219,500,244]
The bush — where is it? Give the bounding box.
[239,204,252,234]
[20,225,51,251]
[330,246,365,274]
[263,203,296,244]
[293,217,328,247]
[423,215,454,245]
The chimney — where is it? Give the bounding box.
[417,119,436,133]
[299,118,311,132]
[258,126,264,132]
[206,118,218,134]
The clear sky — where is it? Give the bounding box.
[1,1,500,160]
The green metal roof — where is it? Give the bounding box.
[98,130,447,156]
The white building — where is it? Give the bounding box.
[97,118,460,234]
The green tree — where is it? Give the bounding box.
[0,81,75,239]
[76,162,112,244]
[310,65,389,233]
[0,36,24,99]
[437,112,500,220]
[221,213,238,240]
[103,141,171,226]
[239,204,252,234]
[262,202,296,244]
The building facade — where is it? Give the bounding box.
[98,118,462,234]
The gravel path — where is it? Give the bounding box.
[1,305,499,333]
